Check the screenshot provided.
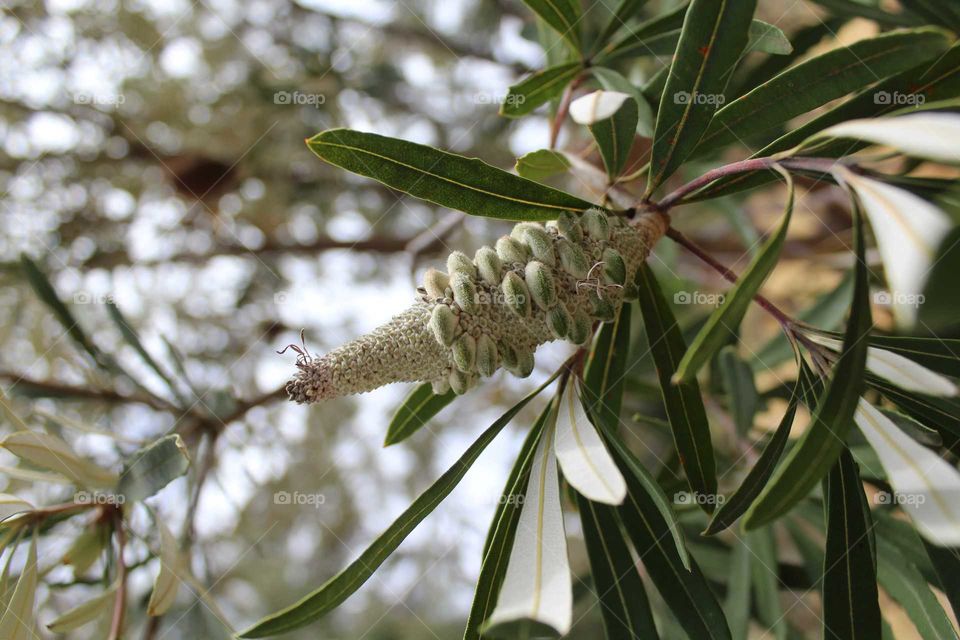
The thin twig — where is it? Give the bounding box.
[108,507,127,640]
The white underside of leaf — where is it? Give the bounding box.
[0,534,38,640]
[553,382,626,504]
[0,431,118,488]
[856,399,960,546]
[570,90,630,125]
[808,335,957,397]
[485,420,571,635]
[818,113,960,165]
[46,583,116,633]
[0,494,34,523]
[148,520,183,616]
[834,168,952,327]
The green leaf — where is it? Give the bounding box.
[919,226,960,333]
[515,149,572,182]
[743,206,872,529]
[105,301,186,406]
[722,535,751,639]
[748,528,787,640]
[47,584,116,633]
[239,373,559,638]
[597,3,689,64]
[922,541,960,621]
[465,405,551,640]
[675,170,794,381]
[306,129,592,221]
[745,20,792,55]
[876,539,958,640]
[602,428,690,569]
[718,347,759,435]
[577,493,659,640]
[520,0,582,51]
[696,28,951,155]
[702,377,798,535]
[636,262,717,507]
[869,375,960,440]
[20,255,104,366]
[1,431,118,488]
[646,0,757,194]
[594,0,649,53]
[383,383,456,446]
[752,271,854,371]
[612,440,731,640]
[822,450,881,640]
[589,68,655,137]
[588,96,639,179]
[0,533,37,640]
[582,304,631,431]
[117,434,191,503]
[501,62,583,118]
[903,0,960,31]
[737,20,844,94]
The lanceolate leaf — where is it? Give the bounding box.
[597,4,689,64]
[118,434,191,503]
[636,262,717,507]
[703,380,799,535]
[483,417,571,637]
[808,0,924,27]
[589,68,655,137]
[922,542,960,620]
[646,0,757,194]
[718,347,759,435]
[306,129,592,221]
[0,533,37,640]
[582,303,631,431]
[876,539,958,640]
[723,536,751,639]
[47,584,116,633]
[696,28,951,155]
[586,96,639,179]
[675,170,794,382]
[147,520,184,617]
[856,400,960,546]
[466,406,551,640]
[515,149,572,182]
[520,0,582,51]
[612,441,731,640]
[594,0,649,52]
[902,0,960,31]
[239,373,559,638]
[748,529,787,640]
[1,431,118,489]
[501,63,583,118]
[870,375,960,440]
[743,207,872,529]
[106,301,186,406]
[577,493,659,640]
[745,20,791,55]
[810,113,960,165]
[821,450,881,640]
[383,383,456,446]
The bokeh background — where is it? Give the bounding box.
[0,0,935,637]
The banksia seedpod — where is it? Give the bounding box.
[449,368,470,395]
[622,281,639,300]
[525,261,556,310]
[430,304,458,346]
[476,334,499,377]
[521,225,556,267]
[423,268,449,300]
[284,210,668,404]
[474,247,502,285]
[546,303,572,340]
[501,271,531,317]
[451,272,479,313]
[602,248,627,285]
[568,308,593,344]
[557,238,589,279]
[447,251,477,279]
[452,334,477,372]
[555,210,583,242]
[583,208,610,240]
[495,235,528,264]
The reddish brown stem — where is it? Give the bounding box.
[108,508,127,640]
[550,74,587,149]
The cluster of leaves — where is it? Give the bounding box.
[4,0,960,638]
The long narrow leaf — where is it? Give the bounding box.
[743,206,871,529]
[306,129,592,221]
[502,63,582,118]
[520,0,582,51]
[876,539,958,640]
[636,262,717,508]
[646,0,757,194]
[582,304,631,432]
[384,383,456,446]
[239,372,559,638]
